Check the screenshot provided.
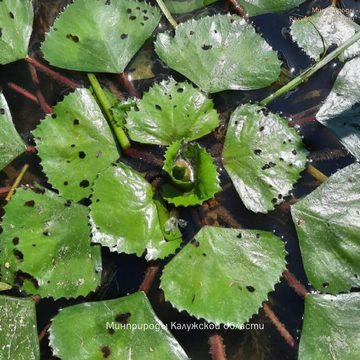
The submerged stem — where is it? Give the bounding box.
[307,164,328,183]
[155,0,178,28]
[87,73,131,151]
[260,30,360,107]
[5,164,29,202]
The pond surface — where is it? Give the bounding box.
[0,0,358,359]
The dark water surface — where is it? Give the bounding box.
[0,0,358,359]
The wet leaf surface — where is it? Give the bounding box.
[291,163,360,294]
[0,93,26,171]
[222,103,308,213]
[164,0,218,14]
[126,78,219,145]
[0,188,102,299]
[41,0,161,73]
[155,14,281,93]
[90,162,182,260]
[49,292,189,359]
[33,88,118,201]
[0,296,39,360]
[161,226,287,325]
[238,0,306,17]
[316,57,360,160]
[162,141,221,206]
[290,7,360,61]
[299,293,360,360]
[0,0,34,65]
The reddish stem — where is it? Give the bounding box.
[283,271,308,298]
[226,0,248,19]
[103,78,126,101]
[38,323,51,343]
[124,147,164,167]
[7,83,39,105]
[139,263,160,294]
[27,63,53,113]
[263,303,296,348]
[25,56,79,90]
[289,116,317,127]
[208,334,227,360]
[0,187,11,196]
[26,146,37,154]
[118,73,141,99]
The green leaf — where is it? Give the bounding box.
[0,188,102,299]
[49,291,189,359]
[41,0,161,73]
[237,0,306,17]
[291,163,360,294]
[290,7,360,61]
[162,141,221,207]
[0,0,34,65]
[222,103,308,213]
[0,93,26,171]
[0,296,39,360]
[161,226,287,325]
[112,99,136,129]
[33,88,118,201]
[316,57,360,160]
[90,162,181,260]
[299,293,360,360]
[126,78,219,145]
[164,0,218,14]
[155,14,281,93]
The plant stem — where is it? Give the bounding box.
[5,164,29,202]
[208,334,227,360]
[139,262,160,294]
[226,0,248,19]
[155,0,178,28]
[283,271,308,298]
[87,73,131,150]
[260,30,360,107]
[7,83,39,105]
[307,164,328,183]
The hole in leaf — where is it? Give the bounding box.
[259,126,265,131]
[155,104,162,110]
[190,239,200,247]
[0,108,5,115]
[202,44,212,50]
[78,151,86,159]
[24,200,35,207]
[64,181,69,186]
[9,12,14,19]
[254,149,262,156]
[73,119,80,125]
[292,150,297,155]
[80,180,90,188]
[246,286,255,292]
[322,282,329,288]
[66,34,79,42]
[237,232,242,238]
[51,113,57,119]
[12,237,19,245]
[115,312,131,324]
[129,15,136,20]
[120,33,128,40]
[13,249,24,261]
[100,346,111,358]
[108,328,115,335]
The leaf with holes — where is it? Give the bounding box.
[0,188,102,299]
[237,0,306,17]
[299,293,360,360]
[32,88,118,201]
[0,0,34,65]
[41,0,161,73]
[161,226,286,324]
[291,163,360,294]
[164,0,217,14]
[155,14,281,93]
[90,162,182,260]
[222,103,308,213]
[49,291,189,359]
[162,141,221,207]
[0,296,39,360]
[126,78,219,145]
[290,7,360,61]
[0,93,26,171]
[316,57,360,160]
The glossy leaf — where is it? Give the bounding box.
[0,93,26,171]
[33,88,118,201]
[126,78,219,144]
[90,162,181,260]
[222,103,308,213]
[161,226,286,324]
[155,14,281,93]
[299,293,360,360]
[41,0,161,73]
[164,0,217,14]
[238,0,306,17]
[0,188,102,299]
[290,7,360,61]
[0,296,39,360]
[0,0,34,65]
[316,57,360,160]
[291,163,360,294]
[49,292,189,359]
[162,141,221,207]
